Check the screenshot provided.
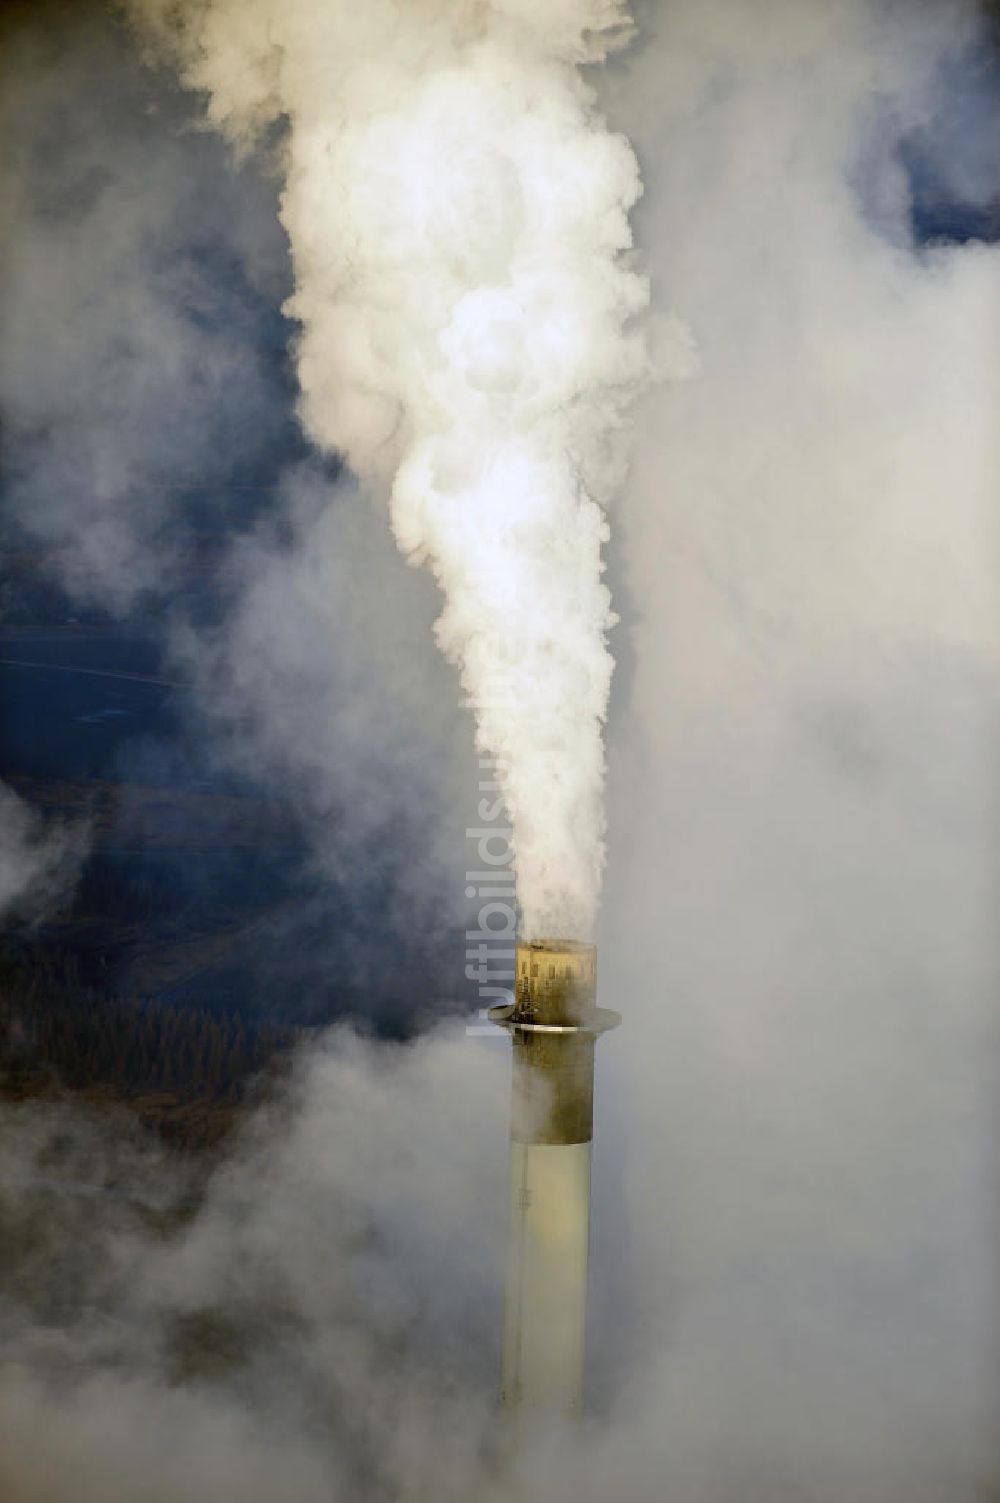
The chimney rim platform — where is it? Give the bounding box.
[487,1002,621,1036]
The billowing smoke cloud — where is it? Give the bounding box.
[127,0,667,940]
[595,1,1000,1496]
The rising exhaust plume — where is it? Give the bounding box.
[126,0,655,939]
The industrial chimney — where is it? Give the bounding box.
[490,939,619,1416]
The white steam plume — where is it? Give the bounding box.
[128,0,659,940]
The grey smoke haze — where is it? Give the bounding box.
[0,0,482,980]
[0,2,294,610]
[170,461,487,989]
[597,1,1000,1496]
[0,1030,509,1502]
[0,782,85,921]
[1,0,999,1499]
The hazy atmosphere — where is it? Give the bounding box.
[1,0,998,1498]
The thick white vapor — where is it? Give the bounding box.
[129,0,658,939]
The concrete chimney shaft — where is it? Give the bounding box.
[490,940,619,1416]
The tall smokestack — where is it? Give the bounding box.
[490,940,619,1415]
[127,0,658,1399]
